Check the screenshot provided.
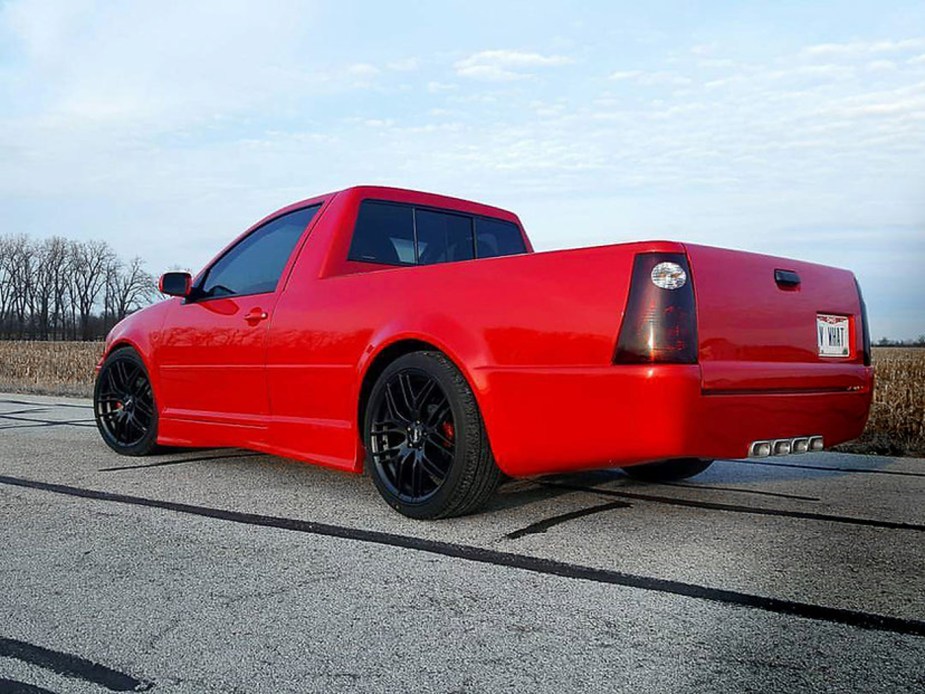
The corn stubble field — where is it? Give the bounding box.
[0,341,922,456]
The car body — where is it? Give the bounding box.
[96,185,874,516]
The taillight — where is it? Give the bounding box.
[614,253,698,364]
[855,277,871,366]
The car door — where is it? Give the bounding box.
[155,205,321,440]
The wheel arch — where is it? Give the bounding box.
[101,337,152,373]
[355,330,490,465]
[99,336,161,410]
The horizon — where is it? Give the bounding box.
[1,1,923,339]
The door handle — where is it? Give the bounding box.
[774,269,800,288]
[244,308,269,324]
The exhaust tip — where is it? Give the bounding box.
[809,435,825,452]
[773,439,792,456]
[750,441,772,458]
[791,437,810,454]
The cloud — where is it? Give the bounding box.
[804,37,925,57]
[609,69,691,86]
[346,63,380,77]
[386,58,419,71]
[609,70,643,81]
[426,81,457,93]
[455,49,573,81]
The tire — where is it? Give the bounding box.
[621,458,714,482]
[363,351,502,519]
[94,347,161,456]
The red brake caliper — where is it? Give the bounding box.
[441,421,455,447]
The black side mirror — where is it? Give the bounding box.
[159,272,192,298]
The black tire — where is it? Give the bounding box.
[94,347,161,456]
[363,351,502,519]
[621,458,714,482]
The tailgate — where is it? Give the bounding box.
[684,243,869,393]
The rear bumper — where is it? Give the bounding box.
[476,363,873,477]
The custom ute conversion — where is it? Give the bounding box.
[94,186,874,518]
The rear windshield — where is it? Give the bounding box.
[347,200,526,266]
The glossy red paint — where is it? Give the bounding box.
[101,185,873,476]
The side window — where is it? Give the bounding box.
[415,209,474,265]
[199,205,320,298]
[475,218,527,259]
[348,201,415,265]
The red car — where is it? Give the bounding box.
[94,186,873,518]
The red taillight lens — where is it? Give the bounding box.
[614,253,698,364]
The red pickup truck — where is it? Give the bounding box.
[95,186,874,518]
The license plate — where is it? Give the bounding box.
[817,314,850,357]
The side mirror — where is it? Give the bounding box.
[158,272,192,298]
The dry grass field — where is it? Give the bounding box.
[0,341,922,456]
[836,347,925,457]
[0,340,103,398]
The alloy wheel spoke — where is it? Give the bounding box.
[418,453,447,483]
[124,416,143,437]
[134,398,154,418]
[430,429,454,449]
[397,373,417,419]
[383,384,411,424]
[112,360,129,391]
[424,438,454,461]
[376,442,405,459]
[395,449,414,493]
[425,401,451,428]
[371,419,406,436]
[413,378,436,411]
[410,458,423,498]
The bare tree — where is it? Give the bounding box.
[70,240,116,341]
[1,235,35,339]
[109,256,155,325]
[0,236,12,336]
[46,237,73,340]
[0,233,157,340]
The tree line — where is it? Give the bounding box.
[876,336,925,347]
[0,234,157,341]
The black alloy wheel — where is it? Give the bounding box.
[94,348,160,456]
[365,351,502,519]
[369,368,455,502]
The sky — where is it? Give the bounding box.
[0,0,923,339]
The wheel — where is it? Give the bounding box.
[94,347,160,456]
[621,458,714,482]
[363,351,502,519]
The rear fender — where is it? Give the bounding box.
[356,314,495,468]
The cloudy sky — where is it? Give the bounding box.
[1,0,923,338]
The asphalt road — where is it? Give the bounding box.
[1,393,923,693]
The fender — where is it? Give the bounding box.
[98,300,173,410]
[354,311,498,470]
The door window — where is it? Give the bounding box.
[199,205,320,298]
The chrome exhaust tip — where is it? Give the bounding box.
[773,439,792,456]
[750,435,823,458]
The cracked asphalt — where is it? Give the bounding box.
[1,392,924,693]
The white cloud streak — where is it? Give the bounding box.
[455,49,573,81]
